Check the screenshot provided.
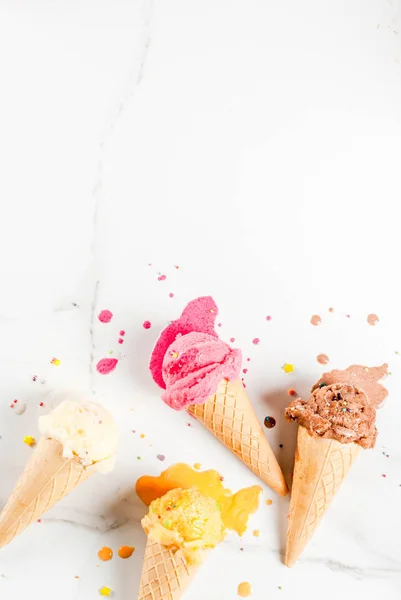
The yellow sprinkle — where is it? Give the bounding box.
[51,358,61,366]
[99,586,112,597]
[282,363,294,374]
[172,352,178,358]
[193,462,201,470]
[266,499,273,506]
[24,436,36,447]
[252,529,261,537]
[140,434,145,439]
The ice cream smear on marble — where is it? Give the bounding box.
[285,364,388,448]
[150,296,242,410]
[39,400,118,471]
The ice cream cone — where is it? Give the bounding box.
[285,426,361,567]
[0,437,93,548]
[188,379,288,496]
[138,537,199,600]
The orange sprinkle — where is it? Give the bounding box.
[238,582,252,597]
[252,529,260,537]
[288,389,296,396]
[97,547,113,562]
[266,499,273,506]
[118,546,135,559]
[140,434,146,439]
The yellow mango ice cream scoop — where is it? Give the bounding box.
[141,488,224,565]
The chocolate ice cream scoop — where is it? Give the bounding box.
[285,383,377,448]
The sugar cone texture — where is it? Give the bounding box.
[138,538,199,600]
[285,426,361,567]
[188,379,288,496]
[0,437,92,548]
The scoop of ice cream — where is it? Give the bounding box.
[161,331,242,410]
[285,383,377,448]
[39,400,118,471]
[141,488,224,564]
[150,296,218,390]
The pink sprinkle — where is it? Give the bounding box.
[39,402,44,407]
[157,454,166,461]
[346,314,351,318]
[217,322,222,327]
[148,263,152,266]
[119,330,125,336]
[32,375,37,382]
[158,274,167,281]
[96,358,118,375]
[243,368,248,374]
[143,320,152,329]
[243,382,247,388]
[230,337,235,343]
[175,265,180,269]
[187,422,192,427]
[247,357,251,362]
[382,474,387,478]
[266,316,272,321]
[13,399,18,404]
[252,338,260,345]
[98,309,113,323]
[118,338,124,344]
[9,404,14,409]
[169,293,174,298]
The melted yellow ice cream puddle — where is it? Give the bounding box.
[136,463,261,536]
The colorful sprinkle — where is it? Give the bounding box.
[310,315,322,326]
[118,338,124,344]
[282,363,294,374]
[266,315,272,321]
[157,455,165,463]
[96,358,118,375]
[32,375,37,382]
[98,310,113,323]
[230,337,235,343]
[237,581,252,597]
[346,314,351,318]
[119,330,125,336]
[118,546,135,559]
[39,402,44,407]
[99,586,112,597]
[143,320,152,329]
[252,338,260,345]
[328,307,334,312]
[169,293,174,298]
[24,436,36,447]
[157,274,167,281]
[288,389,296,396]
[382,474,387,478]
[266,499,273,506]
[264,416,276,429]
[193,462,201,470]
[367,313,379,326]
[246,357,251,362]
[252,529,260,537]
[137,456,143,460]
[243,368,248,374]
[50,358,61,366]
[140,434,146,439]
[217,322,222,327]
[98,547,113,562]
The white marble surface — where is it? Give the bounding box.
[1,1,401,598]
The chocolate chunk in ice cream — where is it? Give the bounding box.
[285,383,378,448]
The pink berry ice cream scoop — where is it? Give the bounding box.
[162,332,242,410]
[149,296,288,496]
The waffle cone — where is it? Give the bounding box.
[138,538,199,600]
[188,379,288,496]
[285,426,361,567]
[0,437,93,547]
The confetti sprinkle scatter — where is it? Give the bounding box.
[96,358,118,375]
[367,313,379,326]
[317,354,329,365]
[264,416,276,429]
[118,546,135,559]
[143,320,152,329]
[23,436,36,447]
[237,582,252,597]
[98,310,113,323]
[282,363,294,374]
[98,547,113,562]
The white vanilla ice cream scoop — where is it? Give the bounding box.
[39,400,118,472]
